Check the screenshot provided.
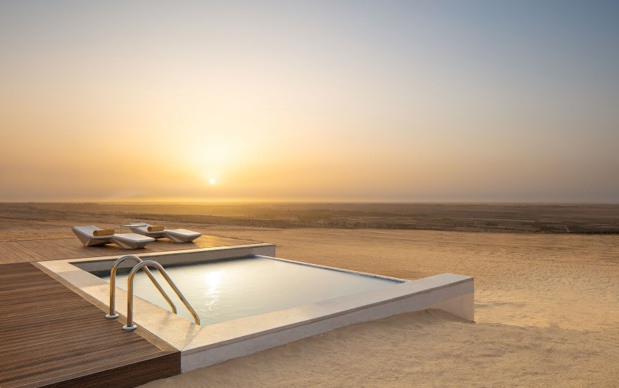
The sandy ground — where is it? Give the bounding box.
[141,226,619,387]
[1,203,618,386]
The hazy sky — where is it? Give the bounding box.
[1,0,618,202]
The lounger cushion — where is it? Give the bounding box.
[93,229,115,236]
[148,225,165,232]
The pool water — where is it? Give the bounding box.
[99,256,400,326]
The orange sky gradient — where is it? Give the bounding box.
[1,1,618,203]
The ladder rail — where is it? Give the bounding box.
[106,255,178,319]
[123,260,201,330]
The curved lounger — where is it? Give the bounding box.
[127,223,201,243]
[72,226,155,249]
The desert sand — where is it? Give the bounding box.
[141,227,619,387]
[0,203,618,386]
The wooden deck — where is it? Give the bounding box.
[0,232,257,386]
[0,262,181,387]
[0,234,253,264]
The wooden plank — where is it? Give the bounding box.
[0,263,181,387]
[45,352,181,388]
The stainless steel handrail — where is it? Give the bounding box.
[106,255,178,319]
[123,260,201,330]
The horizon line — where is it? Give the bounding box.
[2,199,619,206]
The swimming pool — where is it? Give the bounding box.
[37,244,474,373]
[97,256,401,326]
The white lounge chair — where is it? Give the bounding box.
[126,222,201,243]
[72,225,155,249]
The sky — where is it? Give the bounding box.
[1,0,618,203]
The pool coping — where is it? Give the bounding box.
[35,244,474,373]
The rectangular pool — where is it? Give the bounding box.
[36,244,473,373]
[95,256,402,326]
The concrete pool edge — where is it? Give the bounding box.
[34,245,474,374]
[181,273,473,371]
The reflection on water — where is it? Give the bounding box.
[102,258,399,326]
[201,270,222,312]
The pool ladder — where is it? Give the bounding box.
[106,255,201,330]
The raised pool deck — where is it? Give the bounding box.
[0,233,250,264]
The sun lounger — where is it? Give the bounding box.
[72,225,155,249]
[126,222,202,243]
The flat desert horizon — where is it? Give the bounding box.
[1,202,618,386]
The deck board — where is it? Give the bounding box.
[0,263,181,387]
